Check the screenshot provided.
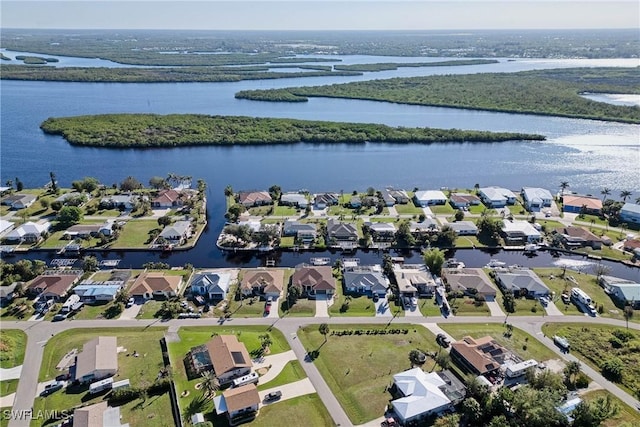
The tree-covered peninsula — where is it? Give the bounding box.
[236,67,640,124]
[40,114,545,148]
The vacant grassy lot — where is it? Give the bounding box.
[541,323,640,397]
[279,294,316,317]
[253,393,333,427]
[495,292,545,316]
[298,323,439,424]
[448,296,491,316]
[272,204,298,216]
[111,220,160,248]
[440,323,557,362]
[419,297,444,317]
[257,360,306,391]
[583,390,640,427]
[394,202,424,215]
[329,292,376,317]
[0,329,27,369]
[0,297,35,321]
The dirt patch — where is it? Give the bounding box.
[394,340,409,346]
[542,358,566,373]
[257,368,269,375]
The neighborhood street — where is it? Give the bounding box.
[4,313,640,427]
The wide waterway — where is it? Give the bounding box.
[1,55,639,269]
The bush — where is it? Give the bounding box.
[109,387,141,404]
[575,373,590,389]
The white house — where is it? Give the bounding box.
[479,187,517,207]
[620,203,640,225]
[158,220,192,244]
[522,187,553,212]
[0,219,15,236]
[190,271,232,300]
[447,221,478,236]
[495,269,550,297]
[74,336,118,384]
[280,192,308,208]
[502,220,542,243]
[391,368,456,424]
[414,190,447,206]
[2,194,36,210]
[4,221,51,243]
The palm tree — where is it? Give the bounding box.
[319,323,330,343]
[635,197,640,204]
[620,190,632,202]
[559,181,569,196]
[601,187,611,202]
[259,333,272,353]
[200,371,220,397]
[563,360,581,387]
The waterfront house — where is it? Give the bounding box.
[620,203,640,225]
[450,336,507,377]
[599,275,640,309]
[129,271,182,299]
[623,239,640,257]
[1,193,36,210]
[326,219,359,246]
[26,272,81,301]
[238,191,272,207]
[214,384,260,426]
[554,226,602,249]
[380,189,397,206]
[152,188,190,208]
[447,221,478,236]
[282,220,317,243]
[313,193,339,209]
[290,264,336,297]
[410,219,440,235]
[449,193,481,209]
[366,222,396,241]
[73,283,123,303]
[479,187,517,208]
[393,264,436,297]
[62,223,103,239]
[158,220,192,245]
[562,194,602,214]
[99,194,139,210]
[387,188,410,204]
[73,401,128,427]
[189,271,232,300]
[501,220,542,244]
[495,269,550,297]
[0,219,15,237]
[349,195,362,208]
[280,192,308,208]
[240,268,285,299]
[74,336,118,384]
[343,265,389,296]
[390,368,460,425]
[55,191,89,206]
[414,190,447,206]
[4,221,50,243]
[0,283,17,307]
[186,334,252,383]
[442,268,497,298]
[522,187,554,212]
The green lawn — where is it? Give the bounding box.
[70,301,120,320]
[272,204,298,216]
[0,379,18,397]
[136,300,166,319]
[298,323,439,424]
[119,392,175,427]
[329,292,375,317]
[448,296,491,316]
[418,297,444,317]
[0,407,9,427]
[583,390,640,427]
[454,235,486,248]
[495,292,545,316]
[394,203,423,215]
[252,394,333,427]
[0,297,35,320]
[279,296,316,317]
[429,204,455,215]
[111,220,160,248]
[257,360,306,391]
[541,323,640,397]
[440,323,558,362]
[0,329,27,368]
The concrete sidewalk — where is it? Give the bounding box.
[0,365,23,381]
[253,350,296,384]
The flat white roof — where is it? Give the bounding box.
[414,190,447,201]
[502,220,541,237]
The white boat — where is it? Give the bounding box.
[444,258,465,269]
[485,259,506,268]
[310,257,331,266]
[524,244,540,253]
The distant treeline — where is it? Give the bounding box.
[40,114,545,148]
[333,59,497,71]
[236,67,640,123]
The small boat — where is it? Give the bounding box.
[310,257,331,266]
[524,244,540,253]
[486,259,506,268]
[444,258,465,269]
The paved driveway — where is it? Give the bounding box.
[544,301,565,316]
[315,294,330,317]
[119,301,143,320]
[253,350,296,383]
[375,297,392,317]
[258,378,315,407]
[486,298,506,317]
[267,298,279,318]
[0,365,23,380]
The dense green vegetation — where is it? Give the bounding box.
[333,59,497,71]
[40,114,544,148]
[236,67,640,123]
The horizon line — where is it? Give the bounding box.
[2,27,638,31]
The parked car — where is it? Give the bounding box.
[266,296,273,306]
[264,304,271,315]
[41,381,64,396]
[126,298,135,308]
[264,390,282,402]
[436,333,450,348]
[53,312,68,322]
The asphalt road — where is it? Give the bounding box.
[5,314,640,427]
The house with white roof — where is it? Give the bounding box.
[366,222,396,241]
[447,221,478,236]
[190,271,232,300]
[280,192,308,208]
[4,221,50,243]
[1,194,36,210]
[495,269,550,297]
[0,219,15,236]
[620,203,640,225]
[502,220,542,243]
[479,187,517,208]
[522,187,553,212]
[393,264,436,297]
[391,368,460,424]
[599,275,640,309]
[414,190,447,206]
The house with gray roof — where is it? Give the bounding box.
[600,275,640,309]
[387,188,410,204]
[4,221,51,243]
[280,192,308,208]
[479,187,517,208]
[449,193,481,209]
[99,194,140,210]
[495,269,550,297]
[522,187,553,212]
[282,220,317,243]
[620,203,640,225]
[442,268,497,298]
[344,265,389,296]
[326,219,358,248]
[1,194,36,210]
[190,271,232,300]
[410,219,440,234]
[159,220,192,244]
[366,222,396,241]
[380,189,397,206]
[447,221,478,236]
[313,193,339,209]
[74,336,118,384]
[73,401,129,427]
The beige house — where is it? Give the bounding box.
[214,383,260,426]
[186,334,252,384]
[75,336,118,384]
[129,271,182,299]
[290,265,336,297]
[73,401,128,427]
[240,268,285,299]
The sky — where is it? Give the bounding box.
[1,1,638,31]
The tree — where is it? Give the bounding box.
[572,394,619,427]
[435,352,450,369]
[487,415,510,427]
[619,190,632,202]
[120,176,143,192]
[157,215,172,227]
[71,177,100,193]
[287,284,301,308]
[319,323,329,343]
[49,171,58,193]
[503,291,516,313]
[560,181,570,196]
[259,333,272,353]
[454,209,465,221]
[225,203,245,222]
[39,199,49,210]
[423,248,445,275]
[461,397,483,425]
[4,180,13,190]
[56,206,83,227]
[435,225,457,247]
[15,177,23,191]
[82,255,99,272]
[623,305,634,329]
[434,413,459,427]
[268,184,281,201]
[149,176,168,190]
[224,185,234,198]
[601,357,623,382]
[200,371,220,397]
[563,360,581,388]
[197,179,207,194]
[600,187,611,202]
[408,349,426,367]
[395,220,416,247]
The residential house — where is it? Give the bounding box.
[240,268,285,299]
[73,282,124,303]
[554,226,602,249]
[623,239,640,257]
[152,189,189,208]
[343,265,389,296]
[290,264,336,297]
[129,272,182,299]
[562,194,602,214]
[495,269,550,297]
[450,336,508,377]
[236,219,261,233]
[99,194,139,210]
[479,187,517,208]
[313,193,339,209]
[326,219,359,248]
[4,221,51,243]
[186,335,252,383]
[501,220,542,244]
[449,193,481,209]
[73,401,129,427]
[1,194,36,210]
[62,224,103,239]
[522,187,553,212]
[380,189,396,206]
[442,268,497,299]
[410,219,440,235]
[74,336,118,384]
[55,192,88,206]
[190,271,232,300]
[0,219,15,237]
[282,220,317,243]
[447,221,478,236]
[280,192,308,208]
[349,195,361,208]
[599,275,640,309]
[366,222,396,242]
[387,188,410,204]
[391,368,463,425]
[414,190,447,206]
[238,191,272,207]
[620,203,640,224]
[26,272,81,301]
[393,264,436,297]
[158,220,192,245]
[0,283,17,307]
[214,384,260,426]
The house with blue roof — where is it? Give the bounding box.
[620,203,640,225]
[73,283,123,303]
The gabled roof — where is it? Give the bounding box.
[442,268,496,296]
[480,187,517,201]
[447,221,478,233]
[241,268,285,293]
[223,383,260,413]
[73,401,129,427]
[191,271,231,293]
[205,335,252,377]
[367,222,397,233]
[522,187,553,201]
[496,269,549,294]
[392,368,451,421]
[621,203,640,215]
[450,336,506,375]
[129,272,182,295]
[344,266,388,291]
[393,264,433,293]
[326,219,358,238]
[159,220,191,239]
[555,226,601,242]
[75,336,118,380]
[283,220,317,234]
[291,265,336,292]
[414,190,447,201]
[410,219,439,232]
[27,273,80,296]
[280,193,307,204]
[563,194,602,210]
[5,221,50,239]
[314,193,339,204]
[238,191,272,205]
[502,220,542,237]
[153,189,182,205]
